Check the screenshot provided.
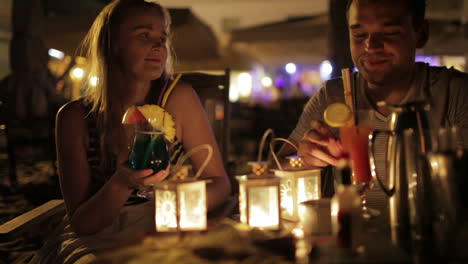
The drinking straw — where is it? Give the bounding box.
[141,132,163,170]
[352,73,358,124]
[341,68,356,125]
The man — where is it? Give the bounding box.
[285,0,468,213]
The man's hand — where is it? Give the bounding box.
[298,120,344,167]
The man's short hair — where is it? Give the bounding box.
[346,0,427,28]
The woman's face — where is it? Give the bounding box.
[113,7,169,81]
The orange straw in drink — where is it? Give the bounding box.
[341,68,356,126]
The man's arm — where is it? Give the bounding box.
[277,86,327,158]
[279,80,345,167]
[449,70,468,149]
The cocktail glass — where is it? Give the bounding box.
[129,129,169,199]
[339,125,379,219]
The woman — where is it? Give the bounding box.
[32,0,230,262]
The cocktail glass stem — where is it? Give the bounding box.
[360,193,380,220]
[362,195,371,220]
[137,185,154,199]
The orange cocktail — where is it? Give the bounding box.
[339,126,373,184]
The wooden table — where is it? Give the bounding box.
[91,216,411,264]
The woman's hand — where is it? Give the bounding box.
[298,120,344,167]
[113,163,170,190]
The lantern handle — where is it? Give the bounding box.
[257,129,275,162]
[269,138,298,170]
[173,144,213,179]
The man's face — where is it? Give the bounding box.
[348,1,424,87]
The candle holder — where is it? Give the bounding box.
[270,138,322,221]
[237,129,282,230]
[154,144,212,232]
[237,164,282,230]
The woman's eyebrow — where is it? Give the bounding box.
[130,24,168,36]
[131,24,153,31]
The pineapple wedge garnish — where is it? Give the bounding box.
[136,104,176,142]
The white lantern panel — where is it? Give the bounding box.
[155,189,177,232]
[178,181,207,231]
[280,179,295,219]
[297,175,321,202]
[239,183,248,225]
[248,186,280,229]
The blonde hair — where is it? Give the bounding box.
[79,0,174,174]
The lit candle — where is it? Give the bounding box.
[237,169,282,230]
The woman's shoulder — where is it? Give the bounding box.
[56,99,89,126]
[174,80,196,93]
[168,81,199,103]
[163,81,204,124]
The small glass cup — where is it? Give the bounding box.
[129,129,169,198]
[339,125,378,219]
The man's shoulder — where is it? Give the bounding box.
[324,77,344,89]
[447,67,468,81]
[319,77,345,98]
[426,64,468,82]
[424,64,468,107]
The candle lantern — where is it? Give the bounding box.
[237,161,282,230]
[154,145,213,232]
[271,138,322,221]
[237,129,282,230]
[154,177,209,232]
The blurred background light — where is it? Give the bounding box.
[415,55,441,66]
[48,48,64,60]
[71,67,84,80]
[274,77,285,88]
[238,72,252,97]
[229,83,240,102]
[261,76,273,87]
[90,76,99,87]
[285,63,297,74]
[319,60,333,81]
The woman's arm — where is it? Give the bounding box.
[56,101,159,235]
[166,83,231,210]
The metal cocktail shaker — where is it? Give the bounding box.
[369,101,434,258]
[427,127,468,261]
